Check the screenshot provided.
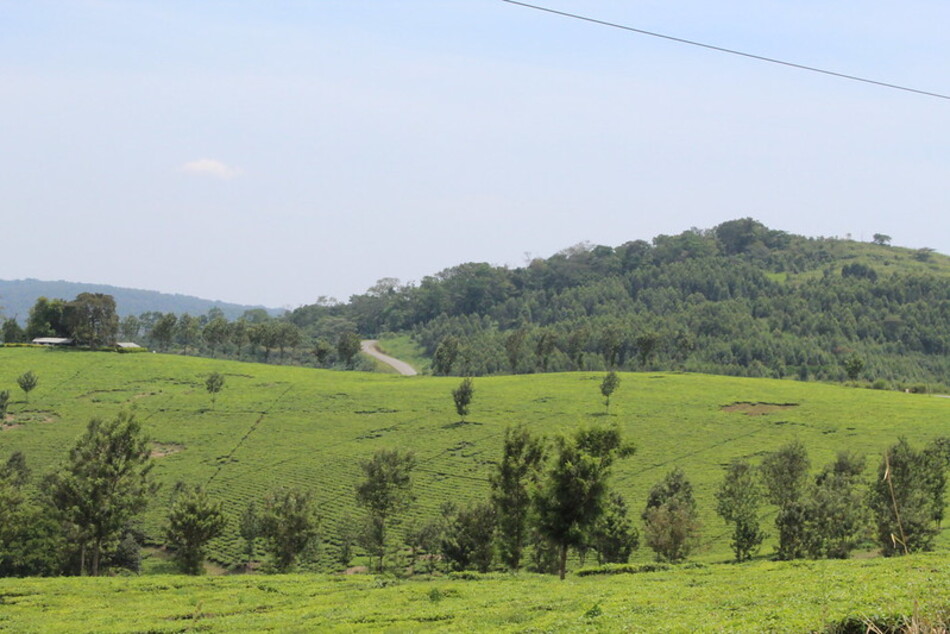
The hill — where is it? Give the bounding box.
[0,278,280,323]
[288,219,950,388]
[1,347,947,570]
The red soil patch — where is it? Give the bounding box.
[150,442,185,458]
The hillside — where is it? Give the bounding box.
[288,219,950,388]
[0,279,280,322]
[1,347,947,570]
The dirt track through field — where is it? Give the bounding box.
[360,340,418,376]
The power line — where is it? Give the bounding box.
[501,0,950,101]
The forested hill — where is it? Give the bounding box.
[289,219,950,388]
[0,279,279,322]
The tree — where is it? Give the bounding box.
[432,335,460,375]
[600,371,620,414]
[165,485,227,574]
[2,318,26,344]
[634,332,659,367]
[440,501,497,573]
[590,491,639,564]
[0,466,63,577]
[643,468,701,563]
[452,377,474,421]
[504,328,527,373]
[534,425,634,579]
[202,317,230,357]
[17,370,38,403]
[239,501,260,569]
[0,390,9,421]
[149,313,178,352]
[175,314,202,354]
[120,315,141,341]
[63,293,118,348]
[336,331,362,369]
[534,328,558,372]
[760,441,811,560]
[805,452,868,559]
[843,355,864,381]
[1,451,30,488]
[355,449,416,571]
[205,372,225,409]
[258,487,320,572]
[715,459,765,562]
[25,297,67,340]
[869,438,943,556]
[872,233,892,246]
[47,412,156,576]
[489,425,545,570]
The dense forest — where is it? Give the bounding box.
[6,219,948,389]
[287,219,950,388]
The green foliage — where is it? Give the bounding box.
[205,372,225,408]
[599,371,620,414]
[46,412,156,576]
[869,438,944,556]
[166,484,227,574]
[433,335,460,376]
[589,491,638,564]
[643,468,701,563]
[0,476,64,577]
[1,318,26,344]
[761,440,811,559]
[843,355,865,381]
[452,377,474,420]
[534,425,633,579]
[258,488,319,572]
[489,425,545,571]
[64,293,119,348]
[1,451,30,488]
[16,370,37,402]
[0,390,9,420]
[355,449,416,572]
[239,501,259,568]
[803,452,868,559]
[715,459,765,562]
[440,501,496,573]
[336,331,362,369]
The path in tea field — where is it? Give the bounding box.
[361,339,418,376]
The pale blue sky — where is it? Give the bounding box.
[2,1,949,308]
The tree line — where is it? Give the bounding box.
[2,386,947,578]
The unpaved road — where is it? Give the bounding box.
[360,340,418,376]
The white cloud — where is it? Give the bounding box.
[181,158,243,179]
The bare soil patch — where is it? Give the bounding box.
[722,401,799,415]
[151,442,185,458]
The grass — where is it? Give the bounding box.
[0,346,948,569]
[375,333,430,374]
[1,553,948,632]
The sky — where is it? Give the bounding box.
[2,1,949,309]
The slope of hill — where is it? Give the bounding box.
[0,278,280,322]
[1,347,946,569]
[288,219,950,388]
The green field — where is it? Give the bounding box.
[2,553,949,632]
[1,346,948,569]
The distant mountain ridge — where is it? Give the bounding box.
[0,279,281,323]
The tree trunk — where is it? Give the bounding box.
[558,543,568,580]
[91,541,101,577]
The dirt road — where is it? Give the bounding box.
[360,340,418,376]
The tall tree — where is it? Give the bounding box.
[63,293,118,348]
[47,412,156,576]
[440,501,497,573]
[202,317,230,357]
[149,313,178,352]
[25,297,67,339]
[869,438,944,556]
[590,491,639,564]
[355,449,416,571]
[2,318,26,343]
[533,425,634,579]
[165,485,227,574]
[715,459,765,562]
[760,440,811,560]
[258,488,320,572]
[600,371,620,414]
[336,331,362,369]
[489,425,545,570]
